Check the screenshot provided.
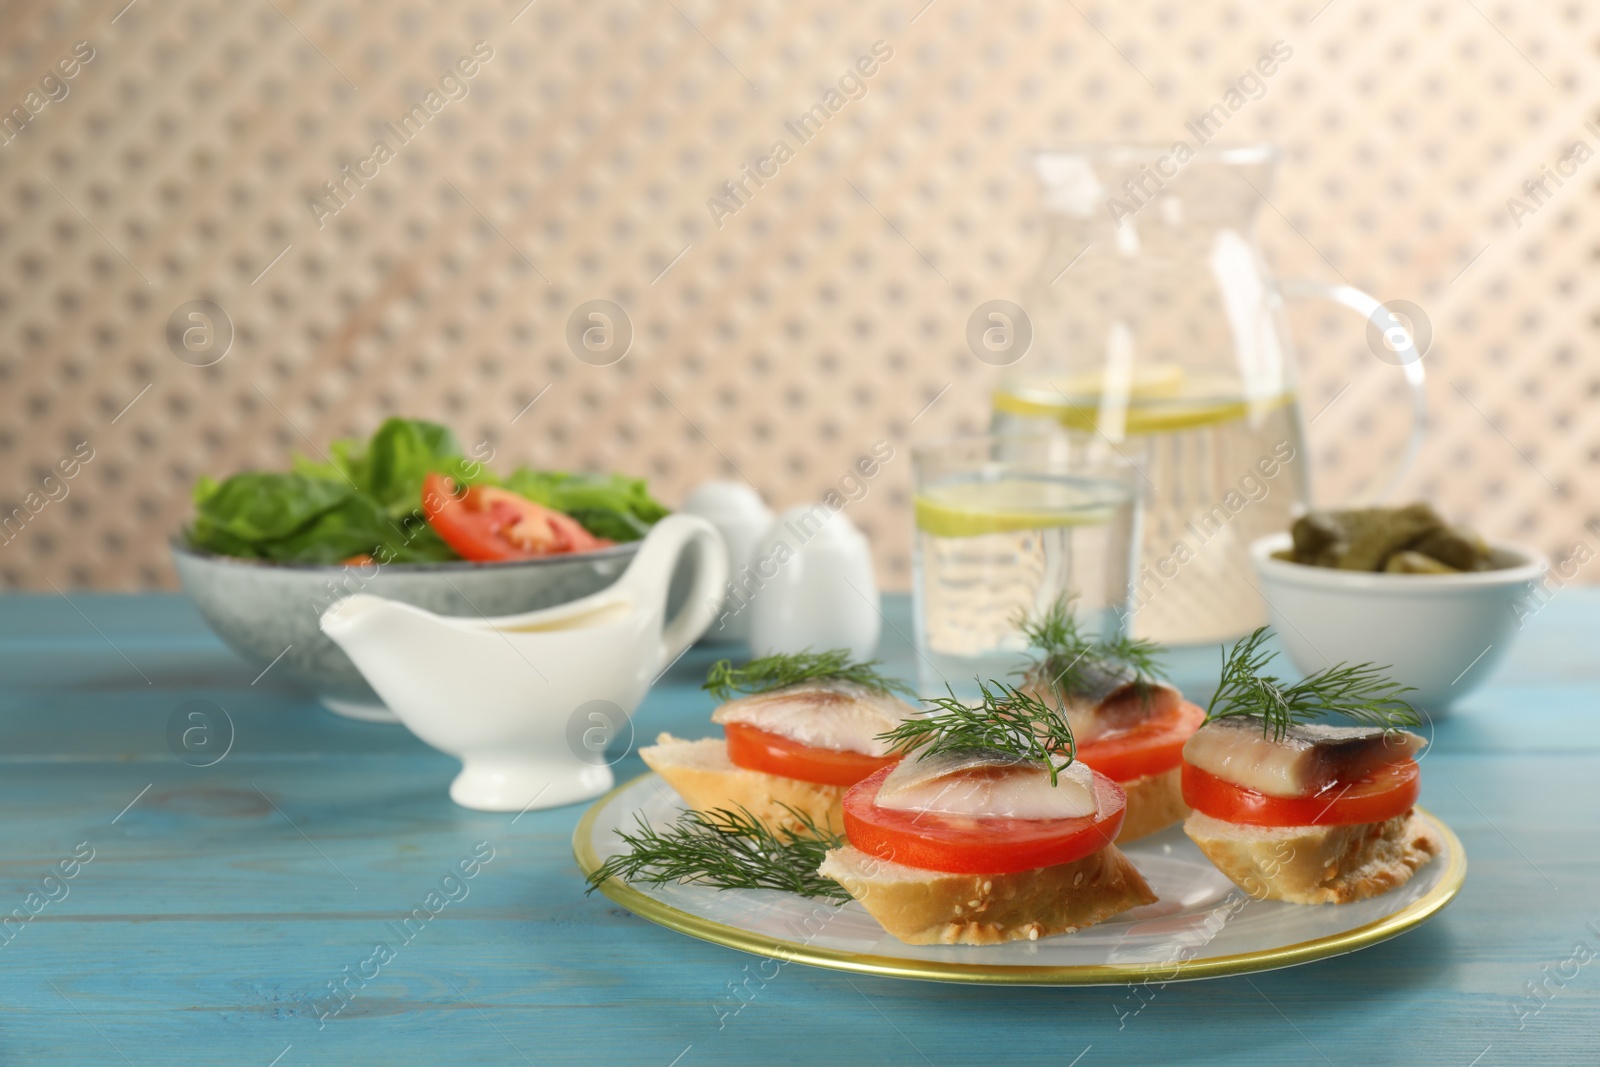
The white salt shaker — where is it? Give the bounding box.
[680,481,774,643]
[746,505,880,661]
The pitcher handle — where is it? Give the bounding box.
[1280,280,1428,504]
[617,514,729,672]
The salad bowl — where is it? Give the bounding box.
[173,540,642,721]
[172,416,682,721]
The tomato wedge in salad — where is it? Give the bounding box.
[1074,700,1206,783]
[723,722,899,788]
[842,764,1127,875]
[421,472,612,561]
[1181,758,1420,828]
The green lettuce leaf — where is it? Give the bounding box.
[187,417,668,561]
[326,417,472,515]
[501,469,668,542]
[252,494,404,564]
[190,472,352,546]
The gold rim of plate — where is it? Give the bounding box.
[572,772,1467,986]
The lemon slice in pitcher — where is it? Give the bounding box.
[914,476,1123,537]
[993,365,1293,435]
[1062,363,1187,399]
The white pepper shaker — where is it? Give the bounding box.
[746,505,880,662]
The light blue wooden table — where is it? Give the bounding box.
[2,591,1596,1066]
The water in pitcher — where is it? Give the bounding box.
[991,369,1309,646]
[1004,145,1340,645]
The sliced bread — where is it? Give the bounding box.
[817,843,1157,945]
[1115,765,1190,843]
[638,733,846,834]
[1183,808,1440,904]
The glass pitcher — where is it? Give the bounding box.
[993,144,1425,646]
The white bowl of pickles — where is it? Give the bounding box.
[1249,504,1548,713]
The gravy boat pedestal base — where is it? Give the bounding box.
[453,757,615,812]
[320,516,727,813]
[321,696,402,723]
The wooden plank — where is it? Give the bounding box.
[1,592,1596,1065]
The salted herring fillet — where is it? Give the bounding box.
[1182,717,1425,799]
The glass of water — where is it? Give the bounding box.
[911,432,1144,701]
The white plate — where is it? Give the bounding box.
[574,772,1466,986]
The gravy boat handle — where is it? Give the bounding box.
[616,514,728,673]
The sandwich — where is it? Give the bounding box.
[640,651,920,834]
[1017,599,1202,842]
[1180,629,1440,904]
[818,681,1157,945]
[593,682,1155,946]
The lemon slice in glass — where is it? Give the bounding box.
[914,476,1123,537]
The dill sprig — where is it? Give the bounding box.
[876,679,1077,785]
[703,649,914,702]
[1205,627,1421,741]
[1018,597,1165,700]
[585,805,850,902]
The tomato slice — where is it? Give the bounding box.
[842,764,1127,874]
[1181,758,1420,828]
[724,722,900,788]
[1075,700,1207,783]
[421,472,612,561]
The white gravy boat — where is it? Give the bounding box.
[320,515,727,812]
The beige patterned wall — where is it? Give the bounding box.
[0,0,1595,591]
